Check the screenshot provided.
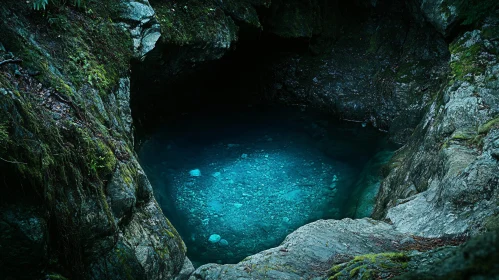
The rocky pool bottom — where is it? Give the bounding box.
[138,106,398,266]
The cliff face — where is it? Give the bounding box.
[263,1,449,143]
[0,0,498,279]
[0,1,189,279]
[373,17,499,238]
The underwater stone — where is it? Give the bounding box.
[241,153,248,159]
[208,234,221,244]
[212,172,221,178]
[219,239,229,247]
[189,169,202,177]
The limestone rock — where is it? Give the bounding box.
[121,0,161,60]
[189,219,411,279]
[410,0,460,36]
[374,23,499,238]
[175,257,196,280]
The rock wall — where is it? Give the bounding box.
[0,1,190,278]
[264,1,449,142]
[373,13,499,238]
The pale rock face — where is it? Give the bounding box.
[189,219,414,279]
[121,0,161,60]
[377,27,499,237]
[411,0,459,36]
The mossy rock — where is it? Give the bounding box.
[478,117,499,134]
[328,252,410,280]
[449,38,485,82]
[152,0,238,47]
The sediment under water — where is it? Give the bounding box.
[138,106,397,266]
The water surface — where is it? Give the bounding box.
[138,106,397,266]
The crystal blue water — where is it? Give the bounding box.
[138,106,397,266]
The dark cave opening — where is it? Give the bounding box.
[130,0,404,267]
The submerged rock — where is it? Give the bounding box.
[208,234,222,244]
[189,169,202,177]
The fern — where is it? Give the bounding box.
[33,0,49,10]
[31,0,86,10]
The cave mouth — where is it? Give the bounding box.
[132,12,399,266]
[137,104,398,266]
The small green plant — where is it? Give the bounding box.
[48,14,70,30]
[88,155,106,176]
[32,0,87,11]
[32,0,49,10]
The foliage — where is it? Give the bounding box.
[0,0,132,276]
[32,0,86,10]
[0,122,8,152]
[456,0,499,25]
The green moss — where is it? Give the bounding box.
[329,264,343,274]
[115,247,135,280]
[1,0,132,97]
[349,265,365,277]
[478,117,499,134]
[451,130,476,141]
[46,273,69,280]
[0,0,138,276]
[470,134,485,148]
[352,252,408,263]
[329,252,410,280]
[165,230,176,238]
[152,0,237,46]
[0,122,8,147]
[449,42,485,82]
[154,244,170,259]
